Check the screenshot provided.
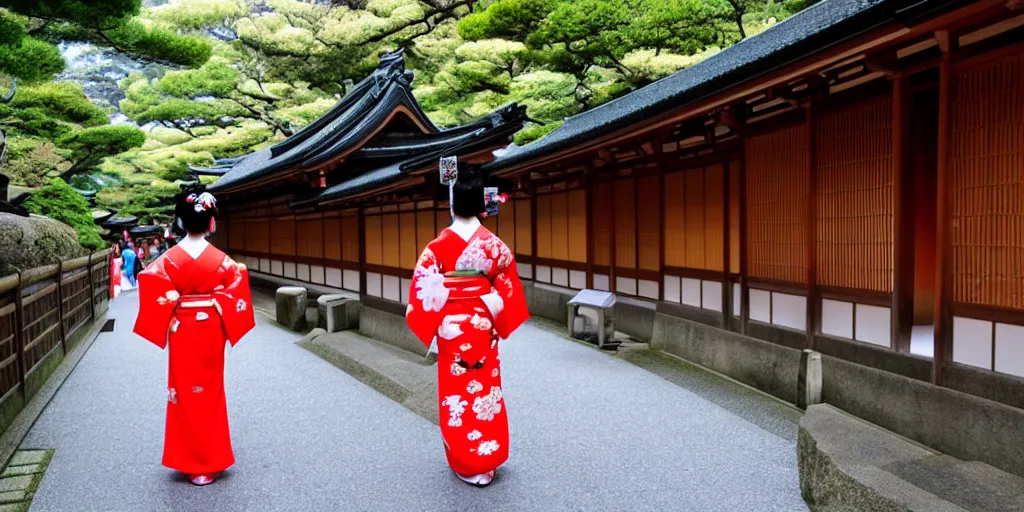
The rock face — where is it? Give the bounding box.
[0,213,87,276]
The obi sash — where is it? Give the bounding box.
[443,274,492,299]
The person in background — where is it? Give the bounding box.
[111,242,122,299]
[136,240,146,264]
[121,241,138,288]
[133,190,255,487]
[149,238,161,262]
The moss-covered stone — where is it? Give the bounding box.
[0,213,87,276]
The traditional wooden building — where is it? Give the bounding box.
[207,0,1024,410]
[202,49,527,308]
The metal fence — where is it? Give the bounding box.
[0,249,111,403]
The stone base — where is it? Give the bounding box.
[276,286,308,331]
[316,294,360,332]
[799,404,1024,511]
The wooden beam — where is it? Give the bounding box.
[722,160,732,329]
[933,49,953,385]
[805,102,819,349]
[892,73,914,352]
[739,143,750,335]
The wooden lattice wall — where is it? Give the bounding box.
[534,191,586,263]
[815,99,894,292]
[663,164,731,272]
[593,182,613,267]
[745,125,810,283]
[951,54,1024,309]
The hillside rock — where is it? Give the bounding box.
[0,213,87,276]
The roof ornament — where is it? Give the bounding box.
[372,48,407,98]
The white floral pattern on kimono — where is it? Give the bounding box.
[472,387,503,421]
[477,440,500,456]
[443,395,468,427]
[438,314,470,340]
[466,380,483,395]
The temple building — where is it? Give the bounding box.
[205,0,1024,411]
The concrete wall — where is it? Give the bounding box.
[821,355,1024,479]
[651,313,802,404]
[358,306,429,357]
[943,363,1024,411]
[816,334,933,383]
[523,281,572,325]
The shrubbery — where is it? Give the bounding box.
[22,179,104,250]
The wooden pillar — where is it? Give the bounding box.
[658,147,667,301]
[722,160,732,329]
[585,173,595,289]
[14,272,25,400]
[607,176,617,293]
[933,35,954,385]
[358,207,367,302]
[56,260,66,356]
[87,254,95,322]
[805,102,819,349]
[739,150,750,335]
[892,73,914,352]
[530,192,538,280]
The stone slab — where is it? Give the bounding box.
[0,465,40,478]
[799,403,1024,512]
[0,490,26,503]
[316,295,360,332]
[0,476,31,493]
[298,329,438,424]
[7,452,45,467]
[358,305,427,357]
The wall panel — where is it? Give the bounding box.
[399,212,417,269]
[296,218,323,258]
[536,194,552,259]
[498,200,516,253]
[324,217,341,260]
[592,183,612,266]
[816,98,894,292]
[951,54,1024,309]
[745,124,810,283]
[382,214,400,268]
[271,217,296,256]
[568,190,587,263]
[365,215,382,265]
[514,199,532,256]
[730,160,741,274]
[664,172,686,268]
[341,216,359,262]
[550,193,569,261]
[416,210,436,257]
[637,175,661,271]
[704,164,725,272]
[614,179,637,269]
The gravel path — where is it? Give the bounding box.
[23,293,805,511]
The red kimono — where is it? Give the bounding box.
[133,245,255,475]
[406,225,529,476]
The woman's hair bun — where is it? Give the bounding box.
[175,189,218,234]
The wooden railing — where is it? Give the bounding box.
[0,249,111,404]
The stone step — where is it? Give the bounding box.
[799,404,1024,512]
[297,329,438,425]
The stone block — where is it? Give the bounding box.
[651,312,802,404]
[7,451,46,467]
[359,306,428,358]
[0,476,31,493]
[316,294,361,333]
[275,286,307,331]
[798,349,822,410]
[0,490,27,504]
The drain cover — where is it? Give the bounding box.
[100,319,115,332]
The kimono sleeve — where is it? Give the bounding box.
[492,246,529,339]
[133,260,178,349]
[213,257,255,346]
[405,245,448,347]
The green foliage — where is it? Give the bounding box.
[158,61,240,98]
[0,36,65,83]
[104,19,213,67]
[0,12,26,47]
[145,0,246,30]
[458,0,554,41]
[0,0,141,28]
[58,125,147,175]
[0,136,71,186]
[22,178,104,250]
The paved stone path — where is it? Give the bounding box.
[22,293,806,511]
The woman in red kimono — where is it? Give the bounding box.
[133,191,255,486]
[406,168,530,487]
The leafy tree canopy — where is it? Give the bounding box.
[57,125,147,178]
[22,177,104,250]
